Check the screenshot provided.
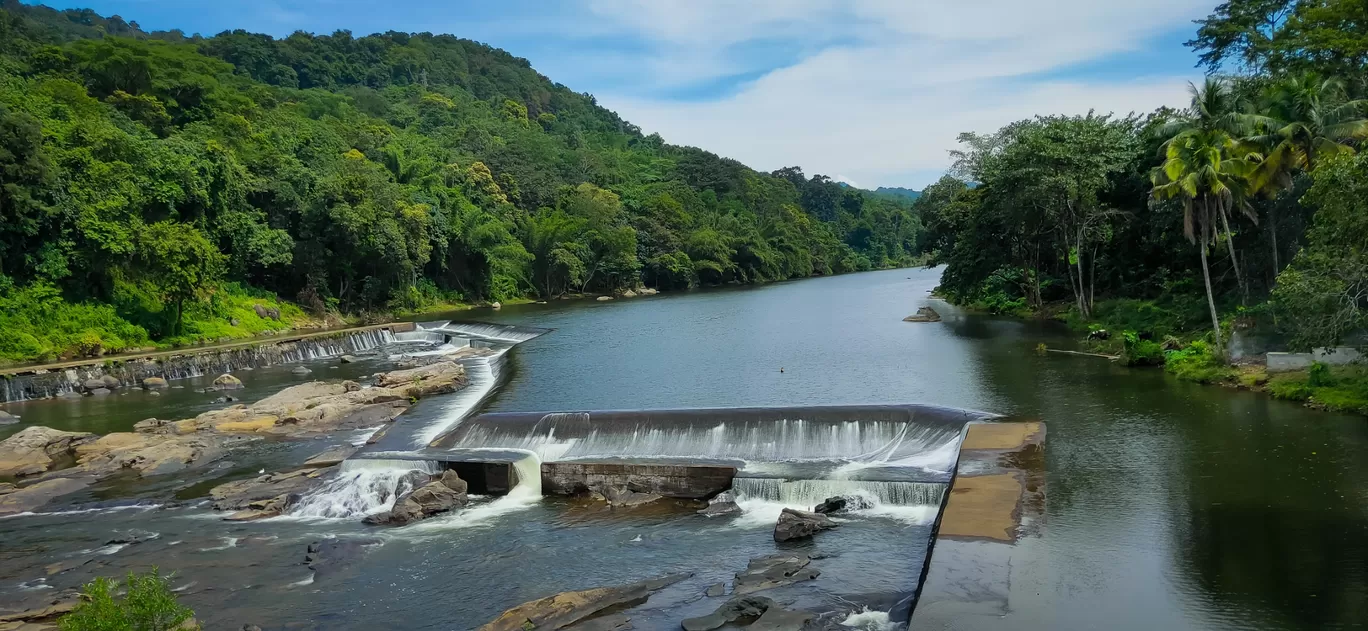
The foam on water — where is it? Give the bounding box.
[730,478,944,525]
[290,459,440,519]
[400,451,544,534]
[841,609,904,630]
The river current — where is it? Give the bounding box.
[1,267,1366,629]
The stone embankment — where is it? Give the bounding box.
[0,359,472,515]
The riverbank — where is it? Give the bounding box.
[956,294,1368,417]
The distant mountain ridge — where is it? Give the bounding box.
[873,187,922,201]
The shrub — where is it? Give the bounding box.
[1308,362,1334,387]
[1164,341,1236,384]
[60,569,195,631]
[1122,330,1164,366]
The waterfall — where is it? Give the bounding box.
[731,478,945,507]
[290,459,440,519]
[407,348,511,448]
[422,321,546,343]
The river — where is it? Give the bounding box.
[2,266,1366,629]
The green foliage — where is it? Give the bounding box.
[0,282,151,363]
[1269,366,1368,413]
[60,569,194,631]
[1122,330,1165,366]
[1164,341,1238,383]
[1307,361,1334,387]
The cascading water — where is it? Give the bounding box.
[290,459,440,519]
[730,478,945,507]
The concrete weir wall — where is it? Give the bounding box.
[541,462,736,499]
[907,421,1046,628]
[0,322,415,403]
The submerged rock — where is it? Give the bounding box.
[305,537,382,579]
[681,596,774,631]
[88,387,111,396]
[291,366,312,376]
[749,604,812,630]
[814,494,873,515]
[0,477,96,516]
[303,445,358,468]
[733,553,820,595]
[339,355,358,364]
[211,468,333,512]
[705,582,726,597]
[773,508,838,542]
[603,486,663,508]
[478,573,690,631]
[903,306,942,323]
[213,374,244,390]
[0,410,18,425]
[565,613,630,630]
[697,492,740,517]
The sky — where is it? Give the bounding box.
[34,0,1220,190]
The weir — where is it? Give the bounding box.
[321,405,996,519]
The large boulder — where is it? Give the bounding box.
[142,377,170,390]
[773,508,838,542]
[75,432,225,477]
[0,476,96,516]
[814,494,873,515]
[374,361,467,397]
[253,304,268,319]
[0,410,17,425]
[698,491,740,517]
[87,387,111,397]
[478,574,690,631]
[0,426,95,477]
[733,553,820,595]
[682,596,774,631]
[903,306,942,323]
[211,468,332,511]
[81,378,104,391]
[100,375,121,389]
[213,374,244,390]
[363,474,468,526]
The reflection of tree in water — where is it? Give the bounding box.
[1172,400,1368,629]
[947,309,1368,628]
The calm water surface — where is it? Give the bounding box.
[1,266,1365,629]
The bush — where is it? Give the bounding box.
[0,283,152,363]
[1122,330,1165,366]
[1164,341,1236,384]
[60,569,195,631]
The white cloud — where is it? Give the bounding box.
[575,0,1216,188]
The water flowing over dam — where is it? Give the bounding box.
[312,404,994,521]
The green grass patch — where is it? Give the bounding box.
[1164,341,1238,384]
[1269,364,1368,414]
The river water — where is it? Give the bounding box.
[2,266,1366,629]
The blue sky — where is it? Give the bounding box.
[33,0,1218,189]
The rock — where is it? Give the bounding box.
[241,626,263,631]
[705,582,726,597]
[230,318,241,327]
[438,469,469,495]
[639,288,658,296]
[750,604,812,631]
[0,410,17,425]
[0,598,81,627]
[733,553,820,595]
[212,395,240,404]
[374,361,467,397]
[814,496,847,514]
[478,573,690,631]
[305,537,383,580]
[88,387,111,397]
[291,366,312,376]
[0,483,13,495]
[566,613,631,630]
[621,289,637,298]
[81,378,104,391]
[303,446,358,468]
[490,301,502,309]
[0,426,95,477]
[903,306,942,323]
[812,494,872,515]
[213,374,244,390]
[266,307,281,321]
[697,492,740,517]
[602,486,662,508]
[100,375,121,389]
[340,355,358,364]
[57,391,83,400]
[0,477,96,515]
[1087,329,1111,341]
[253,304,268,318]
[774,508,838,542]
[142,377,170,389]
[210,468,330,510]
[214,415,278,433]
[363,478,466,526]
[681,596,775,631]
[596,296,613,301]
[342,380,361,392]
[75,432,225,478]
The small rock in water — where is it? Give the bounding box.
[733,553,820,595]
[903,306,942,323]
[596,295,613,301]
[0,410,18,425]
[212,374,244,390]
[697,492,740,517]
[291,366,312,376]
[813,494,873,515]
[490,301,502,309]
[87,388,111,397]
[148,391,161,397]
[339,355,357,364]
[705,582,726,597]
[774,508,838,542]
[142,377,169,389]
[681,596,775,631]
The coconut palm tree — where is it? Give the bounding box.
[1247,74,1368,273]
[1160,78,1263,303]
[1152,129,1256,358]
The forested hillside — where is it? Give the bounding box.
[912,0,1368,411]
[0,0,922,363]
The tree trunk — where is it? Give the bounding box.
[1075,228,1089,318]
[1198,209,1224,359]
[1269,203,1280,279]
[1218,207,1247,305]
[1089,244,1098,313]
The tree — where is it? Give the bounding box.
[135,222,225,335]
[1152,129,1256,357]
[60,569,195,631]
[1187,0,1299,74]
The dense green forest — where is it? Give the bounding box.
[915,0,1368,411]
[0,0,922,363]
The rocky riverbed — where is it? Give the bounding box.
[0,359,474,517]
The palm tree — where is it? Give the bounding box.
[1160,78,1262,303]
[1247,74,1368,273]
[1152,129,1256,358]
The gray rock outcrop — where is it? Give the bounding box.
[773,508,838,542]
[212,374,244,390]
[142,377,169,389]
[0,426,96,477]
[903,306,942,323]
[363,472,469,526]
[478,573,690,631]
[733,553,820,595]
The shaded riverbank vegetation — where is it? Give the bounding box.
[0,1,923,364]
[916,0,1368,414]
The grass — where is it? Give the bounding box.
[1163,341,1238,384]
[1267,364,1368,415]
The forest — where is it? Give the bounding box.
[916,0,1368,410]
[0,0,921,363]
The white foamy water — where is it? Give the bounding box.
[841,608,904,630]
[411,349,510,447]
[290,459,440,519]
[728,478,943,526]
[403,451,544,534]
